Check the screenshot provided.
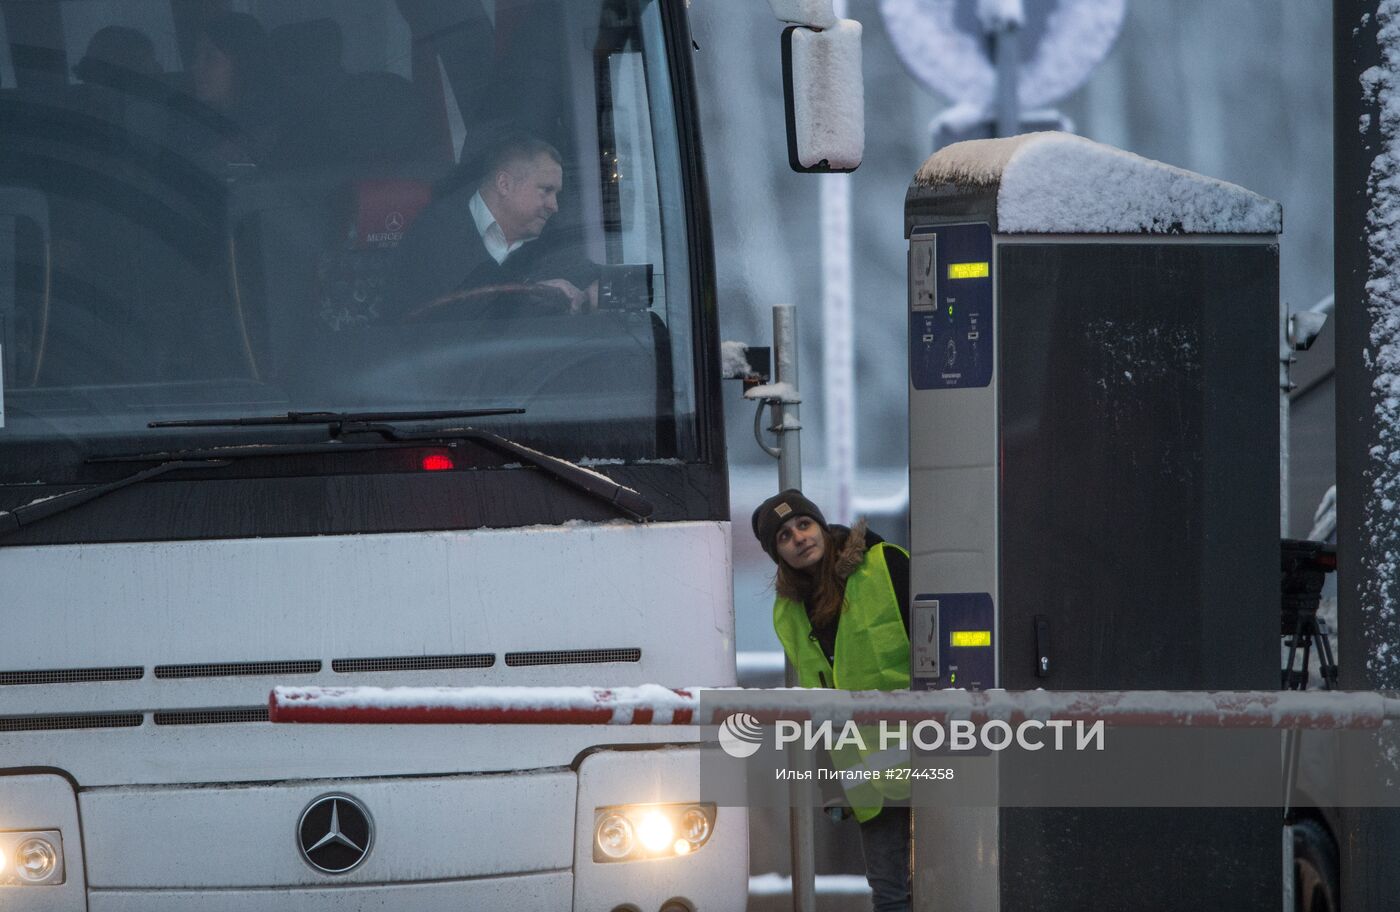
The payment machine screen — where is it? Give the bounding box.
[909,223,993,389]
[910,592,995,691]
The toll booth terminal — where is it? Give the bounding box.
[905,132,1282,910]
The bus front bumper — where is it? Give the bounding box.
[3,746,747,911]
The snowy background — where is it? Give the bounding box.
[686,0,1334,654]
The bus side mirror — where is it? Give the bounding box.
[779,19,864,173]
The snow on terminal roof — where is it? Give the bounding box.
[913,132,1282,235]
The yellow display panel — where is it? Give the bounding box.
[950,630,992,647]
[947,261,989,280]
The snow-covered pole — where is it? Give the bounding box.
[773,304,802,493]
[821,137,855,526]
[269,686,1400,730]
[771,306,813,912]
[822,0,855,526]
[979,0,1024,137]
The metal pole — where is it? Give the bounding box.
[823,0,855,527]
[992,24,1020,138]
[774,304,802,493]
[821,170,854,525]
[772,303,816,912]
[1280,301,1292,536]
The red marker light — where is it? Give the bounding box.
[421,454,455,472]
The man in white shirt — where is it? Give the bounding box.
[391,134,597,318]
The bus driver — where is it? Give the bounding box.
[390,134,599,319]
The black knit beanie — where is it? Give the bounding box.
[751,489,828,563]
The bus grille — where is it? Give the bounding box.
[154,707,270,726]
[0,649,643,695]
[0,666,143,686]
[154,660,321,679]
[332,653,495,673]
[504,648,642,667]
[0,712,143,732]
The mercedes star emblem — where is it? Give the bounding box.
[298,794,374,874]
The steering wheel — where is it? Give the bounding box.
[401,283,572,323]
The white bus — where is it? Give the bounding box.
[0,1,746,908]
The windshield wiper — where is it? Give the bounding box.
[0,460,230,540]
[416,427,654,521]
[132,408,654,520]
[150,408,525,433]
[92,440,448,462]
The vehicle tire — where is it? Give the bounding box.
[1293,817,1340,912]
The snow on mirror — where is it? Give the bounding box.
[782,20,865,172]
[879,0,1126,110]
[768,0,839,29]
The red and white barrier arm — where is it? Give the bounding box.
[269,685,1400,730]
[269,684,698,725]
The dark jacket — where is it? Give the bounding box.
[388,185,595,317]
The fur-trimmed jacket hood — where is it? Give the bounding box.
[833,519,876,581]
[775,519,883,602]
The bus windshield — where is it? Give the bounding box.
[0,0,696,484]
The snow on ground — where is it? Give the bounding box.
[914,132,1282,235]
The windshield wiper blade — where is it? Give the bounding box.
[467,430,654,520]
[125,406,651,522]
[90,440,445,463]
[385,426,655,521]
[149,408,525,430]
[0,460,229,539]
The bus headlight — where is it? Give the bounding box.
[0,831,64,886]
[591,804,715,863]
[634,810,674,854]
[16,838,58,882]
[595,813,636,860]
[679,806,711,846]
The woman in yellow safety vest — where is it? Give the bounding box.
[752,489,912,912]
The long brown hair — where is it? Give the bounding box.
[775,526,847,628]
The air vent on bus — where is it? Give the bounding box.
[0,666,143,686]
[153,660,321,679]
[154,707,270,726]
[504,648,642,667]
[332,653,495,673]
[0,712,143,732]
